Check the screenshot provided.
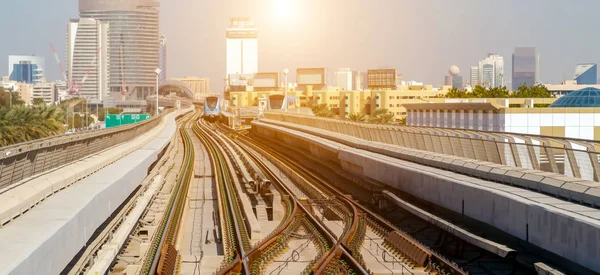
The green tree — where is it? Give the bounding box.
[512,84,553,98]
[32,98,46,106]
[368,108,395,124]
[445,88,469,98]
[311,103,335,118]
[347,112,366,122]
[0,105,66,147]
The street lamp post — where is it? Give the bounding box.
[283,68,289,112]
[155,68,162,116]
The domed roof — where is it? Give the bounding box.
[549,87,600,108]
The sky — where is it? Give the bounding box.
[2,0,600,91]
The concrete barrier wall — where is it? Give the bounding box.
[252,122,600,272]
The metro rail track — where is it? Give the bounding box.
[220,124,466,275]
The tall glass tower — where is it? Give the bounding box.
[79,0,160,100]
[512,47,538,90]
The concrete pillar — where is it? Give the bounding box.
[488,110,494,131]
[477,110,484,130]
[436,109,441,127]
[459,110,465,128]
[451,110,456,128]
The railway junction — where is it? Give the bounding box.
[0,105,598,274]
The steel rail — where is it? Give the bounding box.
[243,133,467,275]
[140,110,198,275]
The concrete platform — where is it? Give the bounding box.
[252,121,600,272]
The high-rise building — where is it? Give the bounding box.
[477,54,504,88]
[334,68,353,91]
[159,33,167,84]
[8,55,45,84]
[67,18,110,101]
[226,17,258,79]
[79,0,160,100]
[574,63,597,85]
[470,66,479,87]
[512,47,538,90]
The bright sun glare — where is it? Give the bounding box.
[274,0,293,18]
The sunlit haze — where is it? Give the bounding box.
[2,0,600,91]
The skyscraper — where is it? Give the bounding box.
[574,63,597,85]
[79,0,160,100]
[66,18,110,101]
[8,55,45,84]
[470,66,479,87]
[478,54,504,88]
[512,47,538,90]
[226,17,258,78]
[334,68,353,90]
[159,33,167,84]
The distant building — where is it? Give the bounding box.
[444,75,452,86]
[574,63,597,85]
[367,69,397,89]
[66,18,110,102]
[452,75,463,89]
[159,33,167,84]
[0,76,33,104]
[79,0,160,100]
[544,80,600,97]
[226,18,258,78]
[478,53,504,88]
[512,47,538,90]
[32,82,55,105]
[8,55,45,84]
[470,66,479,87]
[334,68,353,91]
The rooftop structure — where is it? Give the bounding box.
[549,87,600,108]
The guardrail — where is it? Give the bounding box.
[264,113,600,182]
[0,112,168,189]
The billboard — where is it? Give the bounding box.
[367,69,397,89]
[296,68,326,90]
[105,114,151,128]
[253,72,279,91]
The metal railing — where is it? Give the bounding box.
[264,113,600,182]
[0,111,168,189]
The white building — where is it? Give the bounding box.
[32,82,55,105]
[66,18,110,102]
[226,17,258,78]
[470,66,479,87]
[478,53,504,88]
[334,68,352,91]
[8,55,45,84]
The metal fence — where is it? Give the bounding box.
[264,113,600,182]
[0,112,167,189]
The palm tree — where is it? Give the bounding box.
[368,108,395,124]
[348,112,366,122]
[0,106,66,147]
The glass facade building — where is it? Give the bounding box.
[79,0,160,100]
[452,75,463,89]
[549,87,600,108]
[574,64,597,85]
[512,47,537,90]
[10,62,38,84]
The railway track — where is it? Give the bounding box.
[242,124,586,274]
[226,126,465,275]
[140,111,199,275]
